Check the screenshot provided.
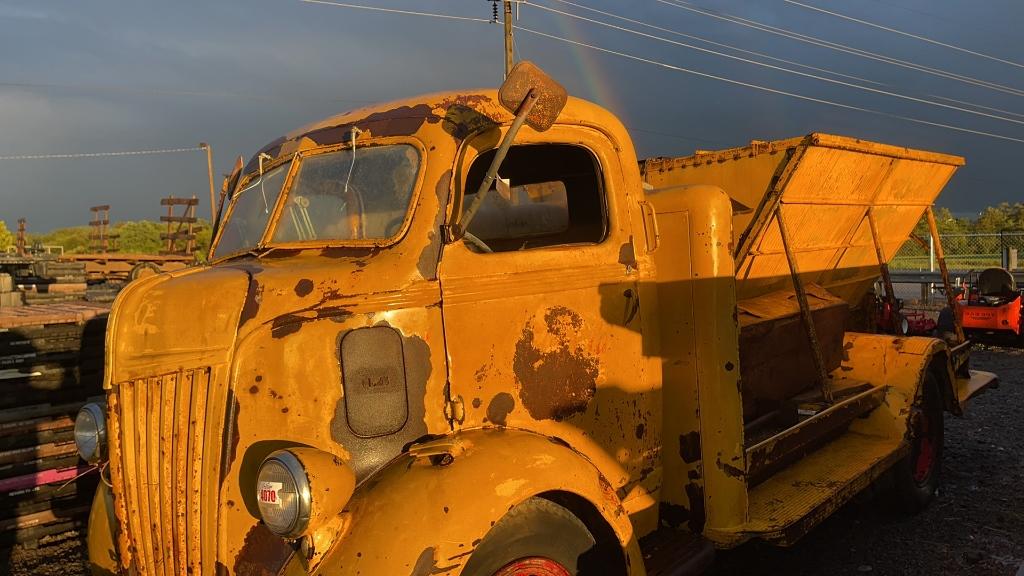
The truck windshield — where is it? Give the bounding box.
[213,163,290,258]
[271,144,420,243]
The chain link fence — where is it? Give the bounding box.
[891,231,1024,272]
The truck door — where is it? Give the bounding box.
[438,127,661,496]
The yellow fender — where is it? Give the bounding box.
[839,333,956,439]
[307,428,644,576]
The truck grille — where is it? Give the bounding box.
[111,367,215,575]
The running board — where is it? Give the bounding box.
[743,432,907,545]
[745,384,886,486]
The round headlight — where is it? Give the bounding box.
[256,451,311,538]
[74,403,107,464]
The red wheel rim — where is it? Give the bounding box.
[493,557,572,576]
[913,413,936,483]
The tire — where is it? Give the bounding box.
[891,372,944,513]
[460,497,609,576]
[129,261,162,282]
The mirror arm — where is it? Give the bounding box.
[455,89,539,239]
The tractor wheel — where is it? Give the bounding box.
[460,497,611,576]
[891,372,944,513]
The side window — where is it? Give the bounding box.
[462,144,607,252]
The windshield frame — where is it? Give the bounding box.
[209,136,426,263]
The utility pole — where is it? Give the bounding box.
[200,142,216,221]
[503,0,514,78]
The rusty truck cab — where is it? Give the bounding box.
[85,80,680,575]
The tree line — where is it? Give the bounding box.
[0,219,213,256]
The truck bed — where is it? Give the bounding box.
[640,133,964,305]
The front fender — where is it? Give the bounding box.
[87,481,119,576]
[309,428,643,575]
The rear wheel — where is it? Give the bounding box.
[460,497,608,576]
[892,372,944,513]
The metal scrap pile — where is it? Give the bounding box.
[0,303,109,550]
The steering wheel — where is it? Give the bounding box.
[462,231,493,254]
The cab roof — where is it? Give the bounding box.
[242,89,627,177]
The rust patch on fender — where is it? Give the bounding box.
[513,307,598,421]
[412,546,461,576]
[486,392,515,426]
[294,278,314,297]
[233,523,293,576]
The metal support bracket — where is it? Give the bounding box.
[776,204,835,404]
[867,208,897,310]
[925,206,966,345]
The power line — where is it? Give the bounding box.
[534,0,886,87]
[0,146,205,161]
[928,94,1024,121]
[782,0,1024,70]
[655,0,1024,99]
[297,0,492,23]
[528,0,1024,127]
[0,80,375,105]
[513,25,1024,144]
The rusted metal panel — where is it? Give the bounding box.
[737,285,848,418]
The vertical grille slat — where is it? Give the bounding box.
[187,372,208,573]
[147,378,164,573]
[114,368,214,576]
[118,383,144,569]
[172,371,193,574]
[135,378,155,574]
[158,372,177,576]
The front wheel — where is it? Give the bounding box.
[460,497,608,576]
[891,372,944,513]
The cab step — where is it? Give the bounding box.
[743,431,907,545]
[745,382,886,486]
[640,528,715,576]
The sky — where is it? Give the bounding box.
[1,0,1022,231]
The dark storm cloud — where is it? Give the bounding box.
[1,0,1022,230]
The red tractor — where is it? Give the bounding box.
[955,267,1024,344]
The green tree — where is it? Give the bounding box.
[0,220,13,252]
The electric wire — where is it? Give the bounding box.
[654,0,1024,99]
[928,95,1024,121]
[782,0,1024,70]
[0,81,376,104]
[513,25,1024,144]
[527,1,1024,127]
[0,146,205,161]
[297,0,492,23]
[535,0,886,87]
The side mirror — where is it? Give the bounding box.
[454,62,568,240]
[498,61,568,133]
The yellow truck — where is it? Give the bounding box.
[77,63,996,575]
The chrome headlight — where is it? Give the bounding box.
[257,451,311,538]
[74,403,107,464]
[255,448,356,540]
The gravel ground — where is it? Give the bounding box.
[6,347,1022,576]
